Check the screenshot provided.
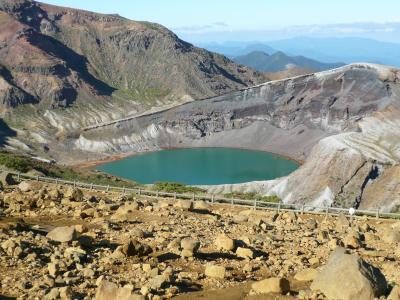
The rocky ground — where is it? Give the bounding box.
[0,180,399,300]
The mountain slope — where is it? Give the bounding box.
[234,51,344,72]
[0,0,265,113]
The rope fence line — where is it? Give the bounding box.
[2,169,400,220]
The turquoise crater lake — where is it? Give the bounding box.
[96,148,299,185]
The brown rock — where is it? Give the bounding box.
[252,277,290,295]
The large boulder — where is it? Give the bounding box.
[46,226,78,243]
[311,248,388,300]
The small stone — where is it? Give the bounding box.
[59,286,73,300]
[47,226,78,242]
[68,188,84,201]
[233,215,249,223]
[18,181,32,192]
[308,257,320,267]
[215,234,235,251]
[174,200,193,211]
[344,232,362,249]
[122,240,152,257]
[181,238,200,252]
[130,228,145,238]
[336,214,350,232]
[236,247,254,259]
[48,263,59,277]
[205,265,226,279]
[83,268,95,278]
[45,288,60,300]
[148,275,168,290]
[74,224,87,233]
[251,277,290,295]
[194,201,210,211]
[142,264,152,273]
[305,219,318,230]
[95,280,142,300]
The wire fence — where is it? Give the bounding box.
[2,169,400,220]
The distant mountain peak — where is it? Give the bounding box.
[234,49,344,73]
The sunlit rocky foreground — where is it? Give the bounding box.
[0,180,399,299]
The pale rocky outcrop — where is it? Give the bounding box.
[311,248,388,300]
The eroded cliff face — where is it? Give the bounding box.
[72,64,400,211]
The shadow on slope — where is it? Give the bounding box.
[0,119,16,147]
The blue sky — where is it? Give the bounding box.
[39,0,400,43]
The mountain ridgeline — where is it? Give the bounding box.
[0,0,266,112]
[234,51,344,73]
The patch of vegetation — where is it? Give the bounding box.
[153,182,206,194]
[223,192,281,203]
[114,86,171,106]
[0,151,138,188]
[0,152,30,172]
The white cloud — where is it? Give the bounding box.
[173,22,229,33]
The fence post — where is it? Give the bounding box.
[211,194,214,204]
[192,193,195,201]
[277,202,281,213]
[325,206,329,217]
[174,192,176,200]
[90,183,93,190]
[156,190,159,199]
[122,187,126,195]
[73,181,76,188]
[231,197,234,207]
[36,175,39,181]
[301,205,304,215]
[17,172,20,181]
[253,198,257,210]
[106,185,110,192]
[376,207,380,219]
[138,189,141,196]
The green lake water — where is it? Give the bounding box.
[96,148,299,185]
